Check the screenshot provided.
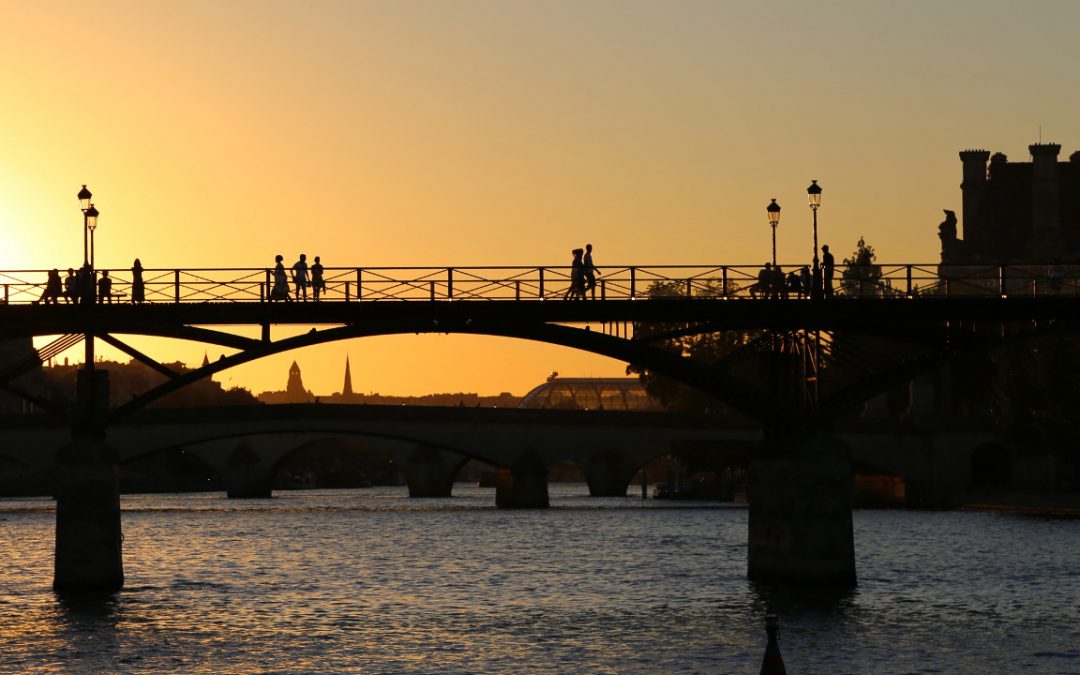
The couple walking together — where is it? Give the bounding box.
[565,244,600,300]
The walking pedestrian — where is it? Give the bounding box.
[584,243,601,299]
[270,255,291,301]
[564,248,586,300]
[38,269,62,304]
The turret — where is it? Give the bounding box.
[1029,143,1062,256]
[959,149,991,244]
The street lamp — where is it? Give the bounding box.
[86,203,99,269]
[78,185,93,267]
[766,198,781,266]
[807,179,822,298]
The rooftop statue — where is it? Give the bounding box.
[938,209,960,263]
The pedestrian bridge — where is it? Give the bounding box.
[5,262,1080,429]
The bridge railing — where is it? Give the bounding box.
[3,263,1080,305]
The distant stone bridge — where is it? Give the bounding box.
[1,404,1006,506]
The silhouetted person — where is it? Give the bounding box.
[821,244,835,299]
[799,265,811,299]
[63,268,77,304]
[310,256,325,301]
[773,265,787,299]
[564,248,586,300]
[584,243,601,299]
[98,270,113,303]
[131,259,145,303]
[292,254,309,301]
[786,269,800,299]
[38,269,62,304]
[78,265,95,305]
[270,255,290,301]
[755,262,772,299]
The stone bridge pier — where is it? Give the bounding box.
[747,432,856,586]
[580,446,661,497]
[495,449,550,508]
[402,445,464,498]
[53,370,125,593]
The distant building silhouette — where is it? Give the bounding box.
[258,360,315,404]
[342,356,354,397]
[943,144,1080,262]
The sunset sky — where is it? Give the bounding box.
[3,1,1080,396]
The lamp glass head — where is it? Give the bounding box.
[767,198,781,226]
[77,185,92,211]
[807,180,822,209]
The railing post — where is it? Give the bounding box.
[722,266,729,298]
[356,268,363,301]
[447,268,453,300]
[999,264,1006,297]
[906,265,913,297]
[630,267,637,299]
[601,279,606,301]
[430,280,436,301]
[264,268,270,302]
[515,280,521,301]
[539,267,545,299]
[686,278,693,298]
[3,284,7,304]
[174,270,181,303]
[345,281,351,302]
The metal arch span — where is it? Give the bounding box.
[106,317,775,424]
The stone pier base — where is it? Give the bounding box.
[404,446,456,498]
[583,450,633,497]
[747,433,856,586]
[225,442,273,498]
[53,439,124,593]
[495,450,549,508]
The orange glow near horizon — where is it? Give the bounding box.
[7,1,1080,395]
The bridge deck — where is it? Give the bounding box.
[3,262,1079,306]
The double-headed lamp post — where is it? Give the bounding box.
[766,198,781,266]
[77,185,100,269]
[807,179,822,298]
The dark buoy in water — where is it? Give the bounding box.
[760,614,787,674]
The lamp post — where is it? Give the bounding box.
[86,204,99,269]
[78,185,93,267]
[807,179,822,298]
[766,198,781,266]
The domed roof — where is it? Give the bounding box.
[518,377,660,411]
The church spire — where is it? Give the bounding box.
[343,356,354,396]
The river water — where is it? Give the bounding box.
[1,485,1078,674]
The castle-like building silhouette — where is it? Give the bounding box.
[942,143,1080,263]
